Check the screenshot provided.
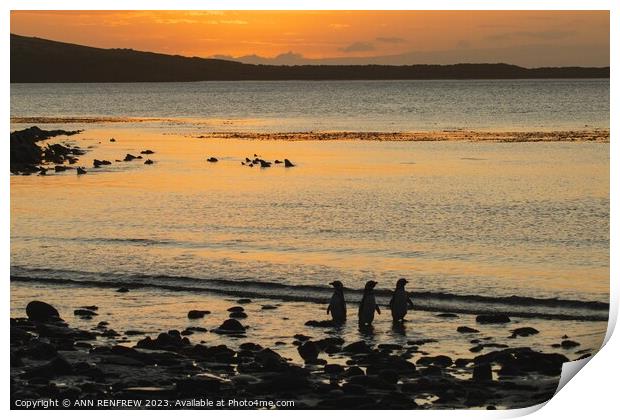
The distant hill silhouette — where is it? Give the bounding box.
[11,34,610,83]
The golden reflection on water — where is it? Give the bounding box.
[10,128,609,301]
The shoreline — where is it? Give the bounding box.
[10,276,610,322]
[11,297,577,410]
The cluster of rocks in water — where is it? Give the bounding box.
[10,300,577,410]
[10,126,85,175]
[10,126,157,176]
[206,154,295,168]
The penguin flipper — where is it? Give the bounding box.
[376,305,381,315]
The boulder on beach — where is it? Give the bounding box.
[144,159,154,165]
[207,157,218,163]
[342,340,372,354]
[187,310,211,319]
[76,167,87,175]
[284,159,295,167]
[476,314,511,324]
[116,287,130,293]
[141,150,155,154]
[298,340,320,362]
[509,327,539,338]
[417,355,453,368]
[457,326,480,333]
[561,340,580,349]
[123,154,137,161]
[212,319,246,334]
[74,309,97,317]
[26,300,61,322]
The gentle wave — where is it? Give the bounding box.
[10,270,609,322]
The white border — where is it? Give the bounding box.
[2,2,616,419]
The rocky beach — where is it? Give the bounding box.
[11,291,595,410]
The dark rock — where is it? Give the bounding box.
[237,298,252,304]
[80,305,99,311]
[436,313,459,318]
[473,363,493,382]
[229,311,248,319]
[26,301,61,322]
[227,306,244,312]
[254,348,287,370]
[417,355,453,368]
[510,327,539,338]
[116,287,130,293]
[141,150,155,154]
[144,159,154,165]
[476,314,511,324]
[207,157,218,163]
[293,334,311,342]
[125,330,145,336]
[74,309,97,317]
[136,332,190,350]
[76,167,87,175]
[298,341,320,362]
[10,126,82,172]
[284,159,295,167]
[342,340,372,354]
[110,138,116,142]
[561,340,580,349]
[187,310,210,319]
[475,348,569,376]
[185,326,207,333]
[457,326,480,333]
[261,305,278,310]
[212,319,246,334]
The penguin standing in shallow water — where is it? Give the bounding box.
[358,280,380,326]
[327,281,346,323]
[389,278,414,323]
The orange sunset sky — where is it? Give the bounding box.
[10,10,610,67]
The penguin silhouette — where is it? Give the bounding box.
[358,280,380,326]
[327,281,346,323]
[389,278,414,323]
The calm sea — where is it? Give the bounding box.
[11,79,609,132]
[10,79,610,323]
